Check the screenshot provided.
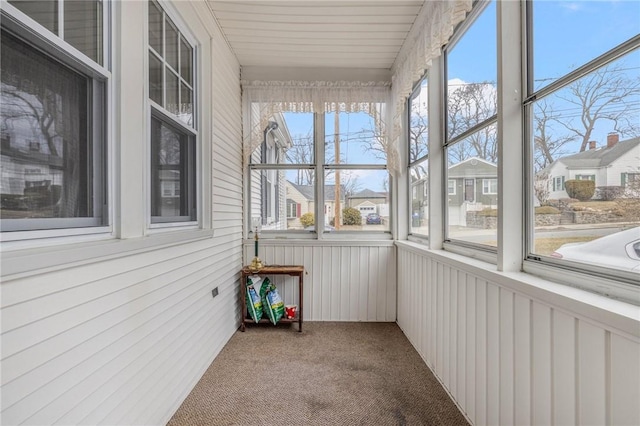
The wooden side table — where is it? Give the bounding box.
[240,265,304,332]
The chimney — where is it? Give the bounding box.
[589,141,597,150]
[607,132,619,148]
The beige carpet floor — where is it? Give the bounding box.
[168,322,469,426]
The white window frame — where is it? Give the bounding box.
[523,0,640,291]
[443,0,498,254]
[0,1,111,242]
[482,178,497,194]
[448,179,456,195]
[147,0,198,228]
[248,111,391,239]
[408,73,429,238]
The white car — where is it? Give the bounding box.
[551,227,640,273]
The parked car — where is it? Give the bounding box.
[366,213,382,225]
[551,227,640,272]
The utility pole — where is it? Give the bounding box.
[334,112,341,230]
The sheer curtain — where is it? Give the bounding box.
[390,0,472,157]
[241,80,397,173]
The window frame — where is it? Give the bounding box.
[408,73,429,238]
[482,178,497,195]
[247,111,391,239]
[442,0,498,255]
[523,1,640,288]
[147,0,199,227]
[0,2,111,241]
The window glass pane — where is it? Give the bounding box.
[180,82,193,127]
[530,50,640,272]
[324,169,390,232]
[149,52,163,106]
[325,108,386,165]
[151,117,194,220]
[165,67,179,115]
[251,112,314,165]
[410,158,428,236]
[446,124,498,246]
[64,0,102,65]
[251,169,315,231]
[446,0,497,140]
[1,31,100,226]
[148,0,163,55]
[409,78,428,163]
[532,0,640,92]
[180,36,192,85]
[165,18,179,71]
[8,0,58,33]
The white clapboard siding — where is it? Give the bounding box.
[396,243,640,426]
[243,241,396,322]
[0,2,243,425]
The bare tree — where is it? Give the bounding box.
[285,131,314,185]
[556,63,640,152]
[447,81,498,163]
[533,99,576,171]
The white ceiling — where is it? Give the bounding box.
[206,1,425,70]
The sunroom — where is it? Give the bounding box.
[1,0,639,425]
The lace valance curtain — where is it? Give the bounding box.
[241,80,398,174]
[241,0,472,177]
[390,0,472,154]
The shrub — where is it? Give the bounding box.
[342,207,362,225]
[565,180,595,201]
[597,186,623,201]
[299,212,314,227]
[535,206,560,215]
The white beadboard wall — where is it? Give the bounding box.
[396,242,640,426]
[0,2,243,425]
[243,241,396,321]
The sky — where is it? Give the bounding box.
[277,0,640,190]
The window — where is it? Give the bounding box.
[448,179,456,195]
[1,3,108,235]
[325,110,389,232]
[552,176,565,192]
[482,178,497,194]
[444,0,497,248]
[148,1,196,224]
[576,174,595,181]
[8,0,104,65]
[527,0,640,279]
[409,76,429,236]
[249,109,390,234]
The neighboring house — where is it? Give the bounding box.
[447,157,498,226]
[249,113,293,230]
[346,188,389,220]
[285,181,345,228]
[545,134,640,200]
[410,174,429,227]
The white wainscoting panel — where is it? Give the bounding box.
[396,243,640,426]
[243,241,396,322]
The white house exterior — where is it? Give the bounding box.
[1,2,638,426]
[546,135,640,200]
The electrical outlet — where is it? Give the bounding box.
[211,287,219,298]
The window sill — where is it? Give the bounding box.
[395,240,640,337]
[1,229,214,280]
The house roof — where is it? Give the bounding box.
[288,181,345,202]
[349,189,388,199]
[448,157,497,178]
[556,137,640,169]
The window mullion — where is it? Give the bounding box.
[315,112,325,239]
